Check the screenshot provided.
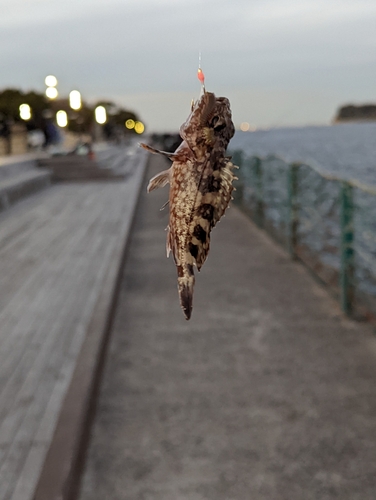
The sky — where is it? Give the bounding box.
[1,0,376,132]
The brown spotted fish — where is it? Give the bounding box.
[140,89,237,320]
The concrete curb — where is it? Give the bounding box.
[32,149,149,500]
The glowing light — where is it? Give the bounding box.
[45,75,58,87]
[240,122,251,132]
[125,119,135,129]
[56,110,68,127]
[95,106,107,124]
[197,51,205,88]
[46,87,58,99]
[69,90,82,110]
[197,68,205,84]
[134,121,145,134]
[19,104,31,121]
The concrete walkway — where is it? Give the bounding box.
[80,155,376,500]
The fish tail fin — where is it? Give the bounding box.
[177,264,195,320]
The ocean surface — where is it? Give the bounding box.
[229,122,376,187]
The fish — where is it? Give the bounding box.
[140,89,237,320]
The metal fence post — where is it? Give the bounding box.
[287,163,299,258]
[253,157,264,228]
[231,150,244,205]
[340,181,354,315]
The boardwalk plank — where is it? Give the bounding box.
[0,146,147,499]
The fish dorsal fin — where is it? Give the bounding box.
[199,92,216,126]
[147,168,171,192]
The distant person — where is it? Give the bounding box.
[41,112,62,150]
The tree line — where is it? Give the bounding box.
[0,88,141,135]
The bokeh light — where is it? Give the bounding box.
[46,87,58,99]
[240,122,256,132]
[95,106,107,124]
[56,110,68,127]
[69,90,82,110]
[125,119,135,129]
[19,104,31,120]
[45,75,58,87]
[134,121,145,134]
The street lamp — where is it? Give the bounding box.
[19,104,32,121]
[45,75,58,87]
[95,106,107,125]
[125,119,135,130]
[56,110,68,127]
[45,75,58,100]
[134,121,145,134]
[46,87,58,99]
[69,90,82,110]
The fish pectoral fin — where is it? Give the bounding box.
[147,169,171,192]
[203,127,215,146]
[139,143,178,160]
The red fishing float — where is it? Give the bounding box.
[197,68,205,84]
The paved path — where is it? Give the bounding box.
[80,154,376,500]
[0,146,146,500]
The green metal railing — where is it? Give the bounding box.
[231,150,376,319]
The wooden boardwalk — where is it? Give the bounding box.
[0,147,147,500]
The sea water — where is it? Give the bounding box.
[229,122,376,186]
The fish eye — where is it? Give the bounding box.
[210,116,226,131]
[210,115,219,127]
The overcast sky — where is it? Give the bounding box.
[1,0,376,131]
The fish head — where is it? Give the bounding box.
[207,96,235,149]
[180,92,235,158]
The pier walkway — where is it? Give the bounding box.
[79,155,376,500]
[0,144,147,500]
